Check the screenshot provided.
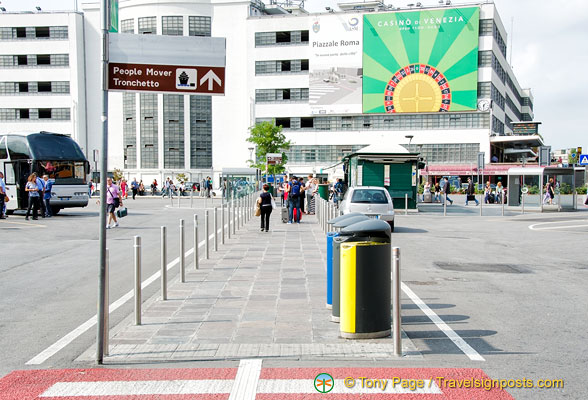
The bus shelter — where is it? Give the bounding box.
[221,168,258,200]
[507,166,577,211]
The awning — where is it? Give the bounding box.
[420,164,523,176]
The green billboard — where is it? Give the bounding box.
[363,7,479,113]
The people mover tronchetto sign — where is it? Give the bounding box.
[107,34,226,95]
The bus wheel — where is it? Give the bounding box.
[51,207,61,215]
[6,210,14,215]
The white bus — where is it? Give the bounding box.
[1,132,90,215]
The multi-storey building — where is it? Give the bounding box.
[0,11,87,151]
[2,1,538,185]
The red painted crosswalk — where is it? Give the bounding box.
[0,367,513,399]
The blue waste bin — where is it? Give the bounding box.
[326,232,339,309]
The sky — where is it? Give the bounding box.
[2,0,587,152]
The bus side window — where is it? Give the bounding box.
[0,137,7,159]
[4,163,16,185]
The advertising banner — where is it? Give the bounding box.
[363,7,479,113]
[309,13,363,114]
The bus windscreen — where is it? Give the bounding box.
[37,161,87,184]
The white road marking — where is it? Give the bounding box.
[258,379,441,394]
[228,359,263,400]
[0,220,46,228]
[402,283,485,362]
[40,380,233,396]
[529,219,588,231]
[26,219,231,365]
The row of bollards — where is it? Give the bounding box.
[317,196,340,234]
[129,191,258,333]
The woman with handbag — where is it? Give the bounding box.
[258,184,274,232]
[24,173,41,220]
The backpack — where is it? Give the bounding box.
[291,182,301,198]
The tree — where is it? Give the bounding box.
[176,173,187,183]
[246,121,292,175]
[113,168,123,182]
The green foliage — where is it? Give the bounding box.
[246,121,292,175]
[113,168,123,182]
[560,183,572,194]
[527,185,539,194]
[176,173,187,183]
[577,186,587,195]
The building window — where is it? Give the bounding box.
[491,83,505,110]
[255,30,309,46]
[255,88,309,103]
[478,50,492,67]
[275,118,290,128]
[163,94,184,169]
[492,115,505,135]
[19,109,29,119]
[189,16,211,37]
[479,19,493,36]
[121,19,134,34]
[49,26,68,39]
[140,93,158,168]
[255,59,310,75]
[138,17,156,34]
[285,144,366,164]
[51,108,70,120]
[190,95,212,168]
[38,82,51,92]
[162,16,183,36]
[35,27,50,38]
[38,109,52,119]
[477,82,490,99]
[123,93,137,169]
[52,81,70,93]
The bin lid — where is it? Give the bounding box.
[341,219,391,240]
[327,212,365,225]
[333,215,370,228]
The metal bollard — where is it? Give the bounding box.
[190,188,193,209]
[178,192,181,208]
[161,226,167,300]
[480,193,483,216]
[193,214,199,270]
[501,192,505,216]
[443,195,447,216]
[558,190,561,212]
[214,207,218,251]
[221,202,225,244]
[104,248,110,356]
[522,192,525,214]
[392,247,402,357]
[238,197,241,228]
[232,200,236,234]
[179,219,185,283]
[134,236,141,326]
[405,193,408,215]
[227,200,231,239]
[205,209,210,259]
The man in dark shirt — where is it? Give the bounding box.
[443,177,453,205]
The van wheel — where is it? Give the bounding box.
[388,220,394,232]
[51,207,61,215]
[6,210,14,215]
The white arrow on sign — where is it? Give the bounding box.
[200,70,222,91]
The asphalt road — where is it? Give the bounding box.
[0,195,224,377]
[1,197,587,399]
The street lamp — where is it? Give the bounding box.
[248,147,254,163]
[405,135,414,150]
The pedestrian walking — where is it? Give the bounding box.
[105,177,122,229]
[120,179,128,200]
[42,175,53,217]
[298,177,306,214]
[25,174,40,220]
[88,179,94,198]
[35,173,46,218]
[288,176,302,224]
[131,178,139,199]
[443,177,453,205]
[465,177,479,206]
[258,184,273,232]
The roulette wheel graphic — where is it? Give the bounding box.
[384,64,451,113]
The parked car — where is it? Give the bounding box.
[339,186,395,231]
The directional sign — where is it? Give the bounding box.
[108,63,225,95]
[266,153,282,165]
[579,154,588,165]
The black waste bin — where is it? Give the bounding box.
[330,216,379,323]
[338,219,391,339]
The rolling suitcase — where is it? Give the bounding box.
[281,207,288,223]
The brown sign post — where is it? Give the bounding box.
[108,62,225,94]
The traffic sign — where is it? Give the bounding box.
[108,63,225,95]
[266,153,283,165]
[579,154,588,165]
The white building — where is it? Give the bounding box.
[0,11,87,151]
[2,0,536,185]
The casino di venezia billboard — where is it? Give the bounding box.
[362,7,480,113]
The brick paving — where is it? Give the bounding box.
[78,209,420,363]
